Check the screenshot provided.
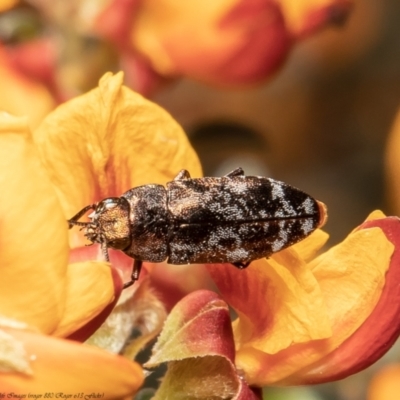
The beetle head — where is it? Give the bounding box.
[69,197,132,251]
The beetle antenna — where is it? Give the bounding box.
[67,204,96,229]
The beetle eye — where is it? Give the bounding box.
[108,237,130,249]
[94,198,120,214]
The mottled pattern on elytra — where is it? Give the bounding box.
[166,176,320,264]
[118,172,321,265]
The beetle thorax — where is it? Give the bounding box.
[85,197,132,250]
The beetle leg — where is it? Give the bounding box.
[123,259,143,289]
[101,241,110,262]
[174,169,191,180]
[232,261,251,269]
[67,204,96,228]
[225,167,244,177]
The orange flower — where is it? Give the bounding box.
[0,111,122,338]
[32,71,202,247]
[145,211,400,396]
[97,0,353,87]
[1,71,201,394]
[0,0,353,97]
[0,109,140,394]
[218,213,400,386]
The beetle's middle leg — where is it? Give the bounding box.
[123,259,143,289]
[101,241,110,262]
[232,261,251,269]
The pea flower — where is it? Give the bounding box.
[0,110,142,394]
[1,0,353,97]
[96,0,353,88]
[0,71,200,394]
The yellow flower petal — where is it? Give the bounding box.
[52,261,118,337]
[230,254,331,355]
[290,228,329,262]
[0,113,68,333]
[364,209,386,222]
[309,227,391,343]
[33,72,201,247]
[207,251,332,359]
[0,326,143,396]
[284,218,400,384]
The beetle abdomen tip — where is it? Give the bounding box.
[316,201,328,228]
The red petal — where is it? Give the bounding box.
[146,290,235,365]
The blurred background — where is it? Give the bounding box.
[1,0,400,398]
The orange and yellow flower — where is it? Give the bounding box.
[0,111,124,338]
[1,0,353,98]
[96,0,353,88]
[0,71,201,394]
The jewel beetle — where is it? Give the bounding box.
[68,167,327,288]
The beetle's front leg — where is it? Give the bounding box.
[123,259,143,289]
